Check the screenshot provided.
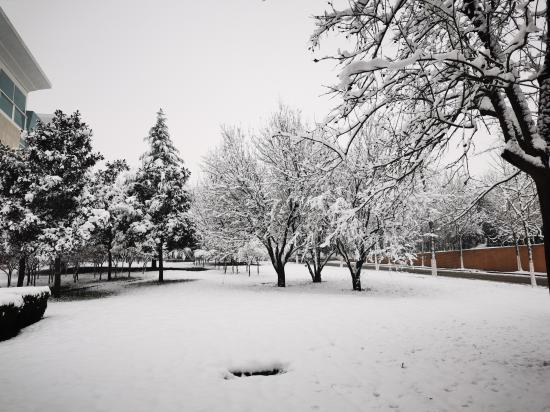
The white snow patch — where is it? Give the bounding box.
[0,265,549,412]
[0,286,50,307]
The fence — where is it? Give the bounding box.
[413,244,546,273]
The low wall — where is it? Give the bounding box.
[414,244,546,273]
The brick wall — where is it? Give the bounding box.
[414,244,546,272]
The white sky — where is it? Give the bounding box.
[1,0,496,179]
[0,0,339,178]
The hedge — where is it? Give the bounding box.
[0,287,50,341]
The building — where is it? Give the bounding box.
[0,7,51,148]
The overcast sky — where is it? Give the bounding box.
[1,0,497,180]
[0,0,340,178]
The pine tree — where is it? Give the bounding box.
[133,109,194,282]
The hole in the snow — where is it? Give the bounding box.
[229,368,284,377]
[224,362,288,379]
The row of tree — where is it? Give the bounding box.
[193,104,544,291]
[306,0,550,289]
[193,106,421,290]
[0,109,194,296]
[197,0,550,291]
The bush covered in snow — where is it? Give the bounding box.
[0,286,50,341]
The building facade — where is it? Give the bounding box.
[0,7,51,148]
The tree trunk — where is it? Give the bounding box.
[351,260,363,291]
[429,222,437,277]
[312,269,322,283]
[459,234,465,270]
[26,261,31,286]
[305,257,322,283]
[17,256,25,287]
[158,242,164,283]
[314,245,322,282]
[107,250,113,281]
[514,236,523,272]
[53,256,62,298]
[352,272,362,291]
[524,228,537,287]
[420,239,425,267]
[274,260,286,287]
[74,262,80,283]
[152,259,157,269]
[535,180,550,292]
[341,254,364,291]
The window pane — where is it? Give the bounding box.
[13,86,26,111]
[0,92,13,118]
[0,71,14,99]
[14,108,25,129]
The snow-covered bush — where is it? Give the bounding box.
[0,286,50,341]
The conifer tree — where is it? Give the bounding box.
[0,144,39,286]
[24,110,102,296]
[133,109,194,282]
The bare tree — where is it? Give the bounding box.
[311,0,550,288]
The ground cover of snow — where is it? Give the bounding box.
[0,263,549,412]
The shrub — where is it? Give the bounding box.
[0,302,20,340]
[0,287,50,341]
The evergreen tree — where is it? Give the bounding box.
[0,144,40,286]
[24,110,102,296]
[133,109,194,282]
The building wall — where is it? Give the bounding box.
[0,111,20,148]
[0,62,27,148]
[414,244,546,272]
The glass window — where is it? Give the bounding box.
[0,70,14,99]
[14,108,25,129]
[13,86,26,112]
[0,92,13,118]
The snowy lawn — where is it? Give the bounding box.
[1,263,549,412]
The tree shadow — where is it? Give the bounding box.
[54,287,118,301]
[124,278,198,290]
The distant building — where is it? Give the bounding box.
[25,111,54,131]
[0,7,51,148]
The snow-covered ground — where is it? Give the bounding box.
[1,263,549,412]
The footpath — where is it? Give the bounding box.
[326,261,548,287]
